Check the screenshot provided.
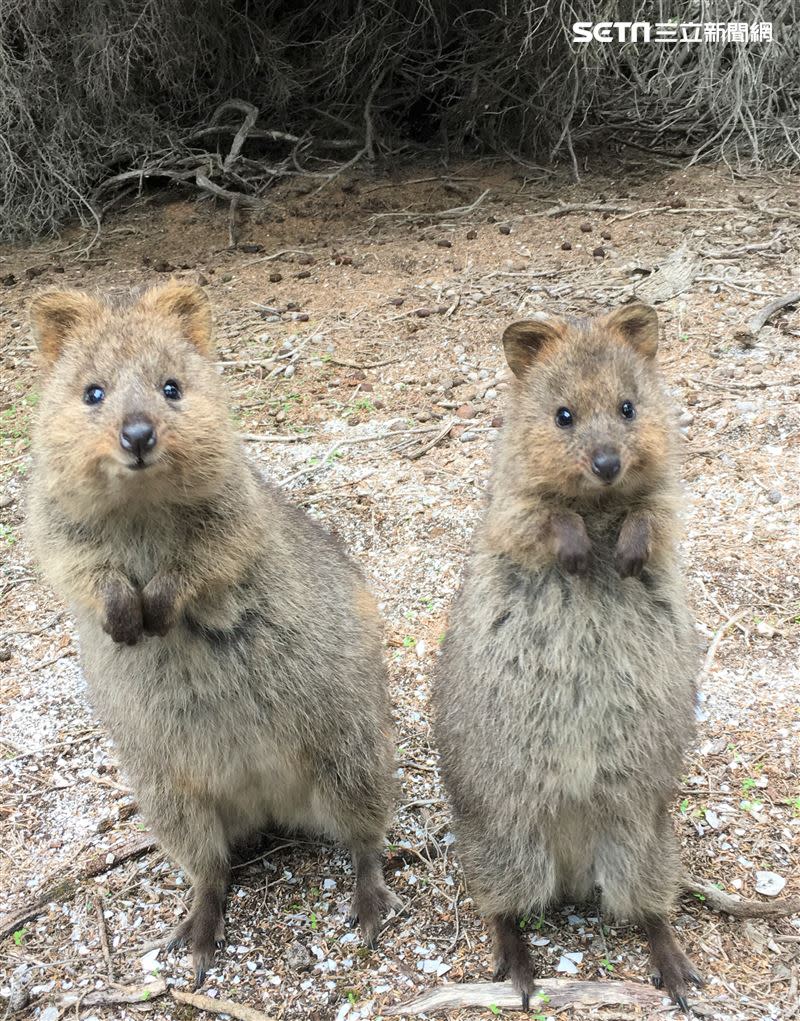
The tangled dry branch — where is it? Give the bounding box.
[0,1,798,241]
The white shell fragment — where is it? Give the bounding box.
[755,871,786,897]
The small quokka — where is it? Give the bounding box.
[433,304,704,1011]
[28,281,399,984]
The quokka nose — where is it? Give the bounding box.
[120,417,157,459]
[591,449,621,483]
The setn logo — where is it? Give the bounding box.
[573,22,652,42]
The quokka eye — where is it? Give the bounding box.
[163,380,181,401]
[620,400,636,420]
[83,384,105,405]
[555,407,574,428]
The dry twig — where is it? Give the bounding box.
[733,291,800,348]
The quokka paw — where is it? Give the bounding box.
[551,512,592,576]
[555,531,591,575]
[349,881,401,948]
[651,955,705,1015]
[615,516,652,578]
[141,575,180,636]
[102,580,143,645]
[166,909,225,989]
[493,950,537,1011]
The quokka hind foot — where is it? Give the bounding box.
[645,917,705,1014]
[348,847,402,946]
[490,914,537,1011]
[165,882,227,988]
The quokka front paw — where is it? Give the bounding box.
[141,574,181,636]
[552,516,592,576]
[101,578,143,645]
[615,515,652,578]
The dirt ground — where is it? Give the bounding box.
[1,159,798,1021]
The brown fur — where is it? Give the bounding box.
[432,304,704,1011]
[28,281,399,985]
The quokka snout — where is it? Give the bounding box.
[433,304,705,1011]
[28,281,399,985]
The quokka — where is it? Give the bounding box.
[433,304,704,1011]
[28,281,398,984]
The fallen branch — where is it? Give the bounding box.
[172,988,276,1021]
[327,356,401,370]
[384,978,665,1015]
[244,248,315,266]
[59,979,167,1009]
[194,173,263,208]
[0,833,158,939]
[57,981,275,1019]
[684,876,800,919]
[699,612,745,680]
[395,417,456,460]
[93,893,115,982]
[240,432,314,443]
[213,99,259,173]
[370,189,490,224]
[733,290,800,348]
[531,200,634,218]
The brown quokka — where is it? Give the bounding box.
[433,305,704,1011]
[28,281,399,985]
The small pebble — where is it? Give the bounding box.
[580,222,592,233]
[767,490,781,504]
[269,272,283,283]
[285,940,312,971]
[498,224,511,235]
[284,365,296,379]
[0,647,11,662]
[561,241,572,251]
[592,246,606,258]
[436,239,452,248]
[465,229,478,240]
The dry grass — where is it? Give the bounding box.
[1,1,798,241]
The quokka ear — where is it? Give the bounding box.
[30,289,104,366]
[502,317,565,378]
[138,279,213,356]
[603,303,659,359]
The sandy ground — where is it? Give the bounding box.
[0,159,798,1021]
